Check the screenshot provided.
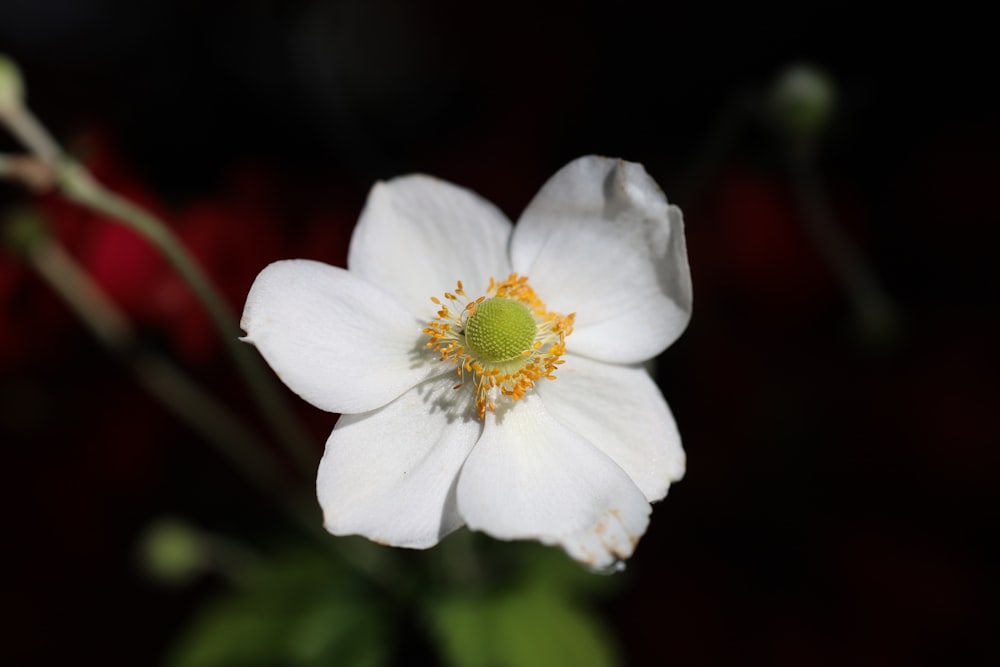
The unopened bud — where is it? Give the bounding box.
[137,518,208,585]
[768,64,836,142]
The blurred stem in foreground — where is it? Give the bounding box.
[1,55,407,595]
[769,63,900,344]
[0,57,60,162]
[0,54,317,478]
[56,162,319,475]
[1,208,403,591]
[2,208,297,513]
[788,153,900,342]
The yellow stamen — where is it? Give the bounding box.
[422,274,575,419]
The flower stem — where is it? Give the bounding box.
[13,215,289,500]
[786,145,900,344]
[65,162,318,479]
[3,89,318,478]
[52,161,319,477]
[1,63,401,592]
[0,153,57,191]
[0,101,61,162]
[6,211,399,590]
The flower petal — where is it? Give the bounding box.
[241,259,442,414]
[317,375,482,548]
[456,393,651,569]
[536,353,685,503]
[347,175,513,317]
[560,505,651,573]
[510,156,692,364]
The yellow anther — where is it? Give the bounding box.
[423,275,573,420]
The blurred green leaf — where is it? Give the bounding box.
[430,594,492,667]
[429,584,620,667]
[516,544,622,597]
[166,548,388,667]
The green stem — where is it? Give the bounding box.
[55,160,318,478]
[12,216,397,590]
[3,95,404,591]
[787,144,900,343]
[0,102,61,161]
[24,227,297,511]
[3,93,318,478]
[0,152,56,192]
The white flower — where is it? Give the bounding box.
[241,156,692,570]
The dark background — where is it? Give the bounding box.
[2,1,997,665]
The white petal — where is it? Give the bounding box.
[456,393,651,569]
[560,505,650,573]
[536,353,685,503]
[317,375,482,548]
[510,156,693,364]
[241,259,443,414]
[347,175,513,317]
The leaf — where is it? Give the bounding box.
[429,594,494,667]
[428,584,621,667]
[516,544,623,597]
[166,548,389,667]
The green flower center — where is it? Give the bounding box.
[464,297,537,363]
[424,274,576,419]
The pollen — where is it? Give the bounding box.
[422,274,575,420]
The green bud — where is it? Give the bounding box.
[137,518,208,585]
[768,64,836,142]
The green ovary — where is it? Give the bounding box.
[465,297,537,363]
